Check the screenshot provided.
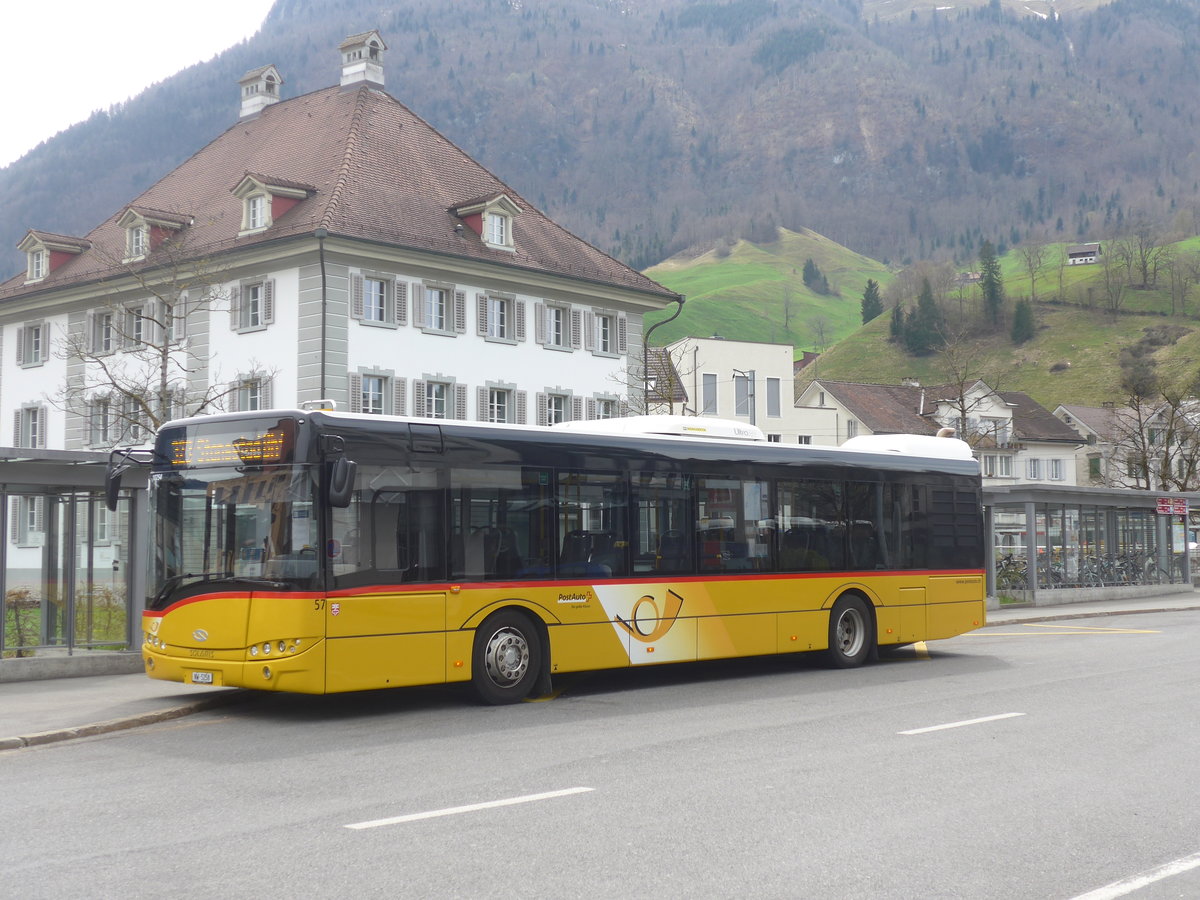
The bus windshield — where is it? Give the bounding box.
[148,464,319,609]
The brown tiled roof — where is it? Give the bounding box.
[816,381,937,434]
[2,84,677,302]
[998,391,1082,443]
[646,348,688,404]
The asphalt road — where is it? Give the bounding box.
[3,611,1199,899]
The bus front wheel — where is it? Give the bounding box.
[472,610,542,705]
[826,595,873,668]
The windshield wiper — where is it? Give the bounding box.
[154,571,289,605]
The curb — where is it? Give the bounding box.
[992,604,1200,626]
[0,689,253,751]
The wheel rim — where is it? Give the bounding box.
[834,606,865,658]
[482,626,530,688]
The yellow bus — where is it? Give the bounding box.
[113,410,985,704]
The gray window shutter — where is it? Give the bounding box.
[571,396,584,422]
[570,310,582,349]
[228,381,240,413]
[394,281,408,325]
[348,373,363,413]
[477,386,489,421]
[351,275,364,319]
[175,293,189,341]
[618,400,630,417]
[536,392,547,426]
[583,312,595,351]
[261,378,273,410]
[515,301,526,341]
[617,314,628,353]
[263,280,275,324]
[454,290,467,334]
[229,287,241,330]
[454,384,468,420]
[393,377,407,416]
[412,284,426,328]
[15,328,24,365]
[534,302,546,344]
[13,410,23,446]
[476,294,488,336]
[516,391,527,424]
[414,380,427,417]
[34,496,44,530]
[9,498,19,544]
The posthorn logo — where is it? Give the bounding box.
[192,629,209,642]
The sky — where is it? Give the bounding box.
[0,0,277,168]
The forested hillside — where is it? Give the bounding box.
[3,0,1199,282]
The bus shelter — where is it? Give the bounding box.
[0,449,148,665]
[984,483,1199,606]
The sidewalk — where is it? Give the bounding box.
[3,592,1198,750]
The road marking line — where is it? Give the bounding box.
[344,787,594,830]
[899,712,1025,735]
[1069,849,1200,900]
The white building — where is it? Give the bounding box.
[0,31,680,456]
[794,379,1083,486]
[646,337,836,443]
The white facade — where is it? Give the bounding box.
[652,337,835,444]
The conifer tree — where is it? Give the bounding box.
[979,240,1004,326]
[1011,298,1034,344]
[904,278,942,356]
[860,278,883,323]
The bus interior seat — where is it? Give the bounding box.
[656,529,688,571]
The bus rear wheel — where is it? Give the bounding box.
[826,595,873,668]
[472,610,542,705]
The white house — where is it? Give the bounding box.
[794,379,1083,486]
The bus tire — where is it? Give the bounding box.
[472,610,542,705]
[825,594,873,669]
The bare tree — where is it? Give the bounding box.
[1017,240,1049,302]
[931,324,1014,448]
[1100,243,1128,314]
[52,225,258,444]
[1164,248,1200,316]
[613,338,698,415]
[809,316,830,352]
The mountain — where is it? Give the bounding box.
[3,0,1199,284]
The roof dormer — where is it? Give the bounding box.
[238,64,283,120]
[232,173,315,236]
[339,31,387,89]
[116,207,190,261]
[17,230,90,284]
[452,193,522,252]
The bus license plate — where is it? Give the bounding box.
[191,672,214,684]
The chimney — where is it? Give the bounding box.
[340,31,387,89]
[239,65,283,120]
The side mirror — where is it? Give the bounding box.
[329,456,357,508]
[104,468,122,512]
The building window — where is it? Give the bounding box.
[364,277,387,322]
[595,398,618,420]
[486,212,508,247]
[767,434,781,442]
[1027,458,1042,480]
[702,374,717,415]
[488,388,509,423]
[127,225,147,259]
[427,287,448,331]
[1049,458,1064,481]
[92,312,114,353]
[89,396,114,446]
[10,496,45,547]
[27,249,47,281]
[18,323,46,367]
[15,405,47,448]
[548,306,566,347]
[361,375,385,415]
[230,376,271,413]
[596,314,613,353]
[125,304,149,347]
[425,381,450,418]
[1088,457,1102,481]
[246,194,268,230]
[767,378,781,418]
[417,379,464,419]
[233,280,274,332]
[798,435,812,445]
[547,394,568,424]
[846,419,858,439]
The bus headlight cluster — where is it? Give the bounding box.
[249,639,301,658]
[145,633,168,650]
